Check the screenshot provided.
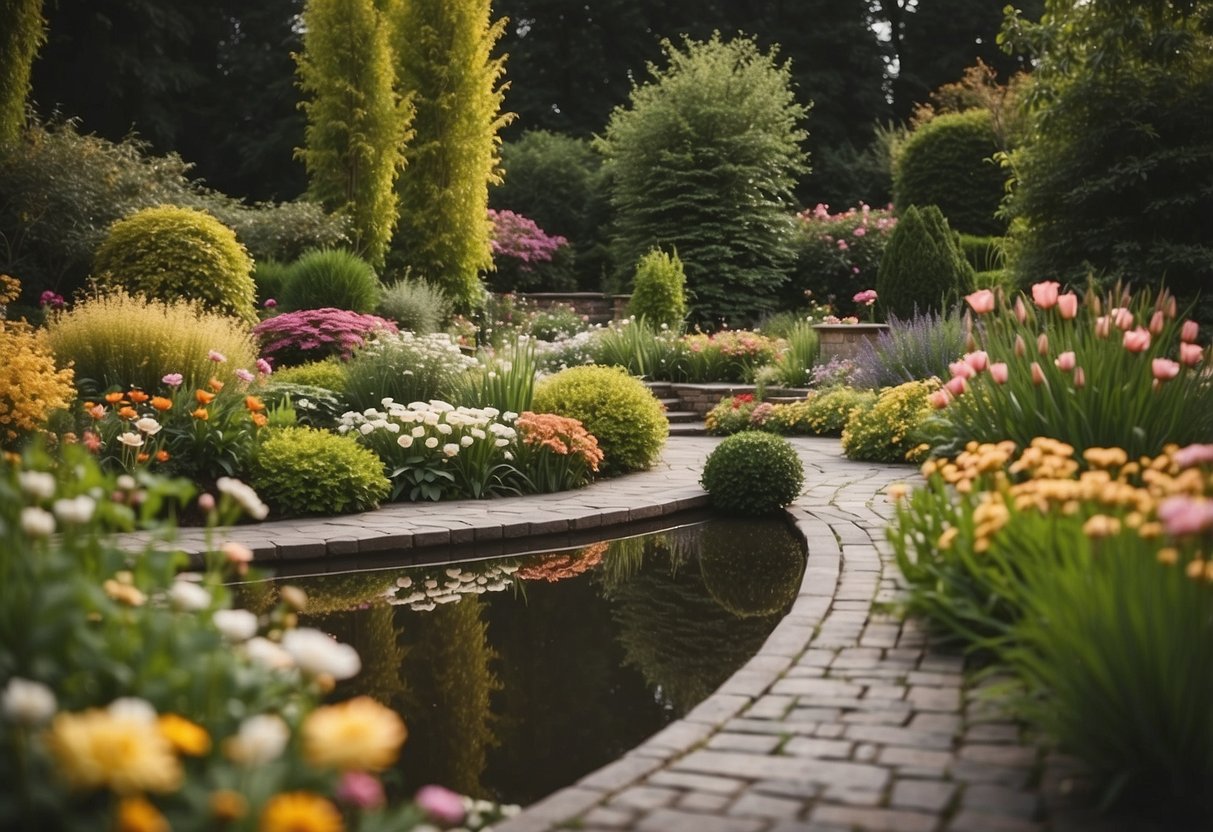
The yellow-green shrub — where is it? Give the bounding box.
[841,379,936,463]
[267,359,347,392]
[800,387,877,436]
[46,290,257,395]
[251,426,389,517]
[0,320,74,448]
[532,365,668,475]
[92,205,257,324]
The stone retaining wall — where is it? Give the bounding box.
[813,323,889,363]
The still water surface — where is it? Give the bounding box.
[239,517,806,806]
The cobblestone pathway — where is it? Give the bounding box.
[167,436,1097,832]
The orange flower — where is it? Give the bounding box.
[137,453,150,463]
[155,450,170,463]
[195,389,216,405]
[209,377,224,392]
[128,390,149,404]
[105,392,125,404]
[150,396,173,412]
[192,408,210,421]
[251,413,268,428]
[245,395,266,413]
[118,406,138,420]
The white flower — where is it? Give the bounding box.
[460,435,474,447]
[411,425,426,438]
[20,507,55,538]
[116,475,136,491]
[169,580,211,612]
[397,434,415,449]
[359,423,375,436]
[216,478,269,520]
[227,714,289,764]
[213,609,259,642]
[280,628,361,680]
[2,677,57,725]
[134,417,162,436]
[244,636,295,670]
[443,443,459,457]
[52,495,95,525]
[424,437,439,449]
[436,423,452,435]
[495,438,510,448]
[117,432,144,448]
[471,428,486,441]
[108,697,157,724]
[17,471,56,501]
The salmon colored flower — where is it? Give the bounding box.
[150,396,173,412]
[251,413,268,428]
[1074,367,1086,388]
[964,289,995,314]
[1014,335,1027,357]
[963,351,989,373]
[1149,310,1165,336]
[1123,328,1151,353]
[989,362,1009,384]
[155,450,170,463]
[1057,293,1079,319]
[1180,320,1199,342]
[1055,351,1076,372]
[88,404,106,420]
[128,390,149,404]
[245,396,266,413]
[1152,358,1180,381]
[192,408,209,421]
[1095,316,1111,338]
[136,453,149,464]
[1031,362,1045,385]
[945,375,967,397]
[208,377,224,392]
[1014,296,1028,324]
[1037,333,1050,355]
[928,389,951,409]
[1031,281,1060,309]
[118,406,138,420]
[1180,343,1203,366]
[105,392,124,405]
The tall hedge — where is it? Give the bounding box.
[598,35,808,327]
[893,109,1007,236]
[0,0,45,146]
[295,0,409,268]
[387,0,512,311]
[876,205,974,319]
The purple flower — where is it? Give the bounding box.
[336,771,385,810]
[1157,496,1213,537]
[263,298,278,309]
[39,290,66,310]
[235,368,255,383]
[256,358,273,376]
[415,784,465,824]
[208,350,227,363]
[162,373,184,388]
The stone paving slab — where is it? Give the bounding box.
[158,436,1106,831]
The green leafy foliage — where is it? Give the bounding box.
[252,257,292,308]
[0,0,44,146]
[531,365,667,475]
[876,205,974,319]
[784,203,897,316]
[266,359,347,393]
[295,0,408,268]
[599,34,808,325]
[627,249,686,329]
[92,206,257,324]
[376,278,452,334]
[251,426,389,516]
[280,248,382,314]
[451,337,537,414]
[840,378,936,463]
[341,330,477,413]
[893,109,1006,236]
[388,0,511,310]
[700,431,804,515]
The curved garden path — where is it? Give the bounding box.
[168,437,1093,832]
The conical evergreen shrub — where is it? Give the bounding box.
[876,205,974,319]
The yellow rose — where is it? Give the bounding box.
[301,696,406,772]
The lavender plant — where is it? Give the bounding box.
[851,309,966,390]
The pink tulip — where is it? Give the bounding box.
[1014,335,1027,357]
[1014,297,1028,324]
[1031,362,1045,385]
[1031,281,1060,309]
[964,350,989,372]
[1173,444,1213,469]
[1181,320,1199,343]
[1074,367,1085,389]
[1149,310,1165,336]
[1152,358,1180,380]
[1037,333,1050,355]
[1055,351,1076,372]
[415,785,466,825]
[990,362,1009,384]
[1111,307,1134,330]
[1123,328,1151,353]
[929,389,952,410]
[965,289,996,314]
[949,360,975,379]
[337,772,386,809]
[945,375,968,397]
[1157,496,1213,537]
[1094,316,1111,338]
[1057,293,1079,319]
[1180,342,1204,366]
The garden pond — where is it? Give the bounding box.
[234,517,807,806]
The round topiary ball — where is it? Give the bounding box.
[92,205,257,324]
[251,426,390,517]
[280,247,382,313]
[700,431,804,515]
[531,365,668,475]
[698,519,805,618]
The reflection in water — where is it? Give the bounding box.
[240,517,805,807]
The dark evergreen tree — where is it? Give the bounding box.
[876,204,974,318]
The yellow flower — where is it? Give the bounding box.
[210,789,248,822]
[301,696,406,772]
[47,708,182,794]
[104,572,147,607]
[158,713,211,756]
[937,527,959,551]
[115,796,169,832]
[1156,548,1179,566]
[259,792,344,832]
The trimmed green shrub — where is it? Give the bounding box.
[92,205,257,324]
[46,290,258,395]
[893,109,1006,236]
[253,257,293,308]
[700,432,804,515]
[251,426,389,516]
[698,519,805,617]
[840,379,936,463]
[532,365,668,475]
[801,387,877,436]
[267,359,347,391]
[628,249,687,329]
[876,205,974,319]
[280,247,382,313]
[377,277,452,334]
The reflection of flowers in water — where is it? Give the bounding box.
[386,563,519,611]
[515,542,607,583]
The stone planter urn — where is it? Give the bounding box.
[812,323,890,363]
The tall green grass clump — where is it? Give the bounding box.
[280,248,382,313]
[450,337,537,414]
[342,330,477,412]
[376,277,452,334]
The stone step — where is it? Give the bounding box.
[645,381,674,398]
[657,397,681,409]
[668,421,707,436]
[664,410,700,424]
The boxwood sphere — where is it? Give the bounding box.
[531,365,668,475]
[700,431,804,515]
[251,426,389,517]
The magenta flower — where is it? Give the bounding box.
[39,290,66,310]
[1173,444,1213,469]
[488,209,568,269]
[256,358,273,376]
[415,784,465,824]
[1157,496,1213,537]
[336,771,385,810]
[263,298,278,309]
